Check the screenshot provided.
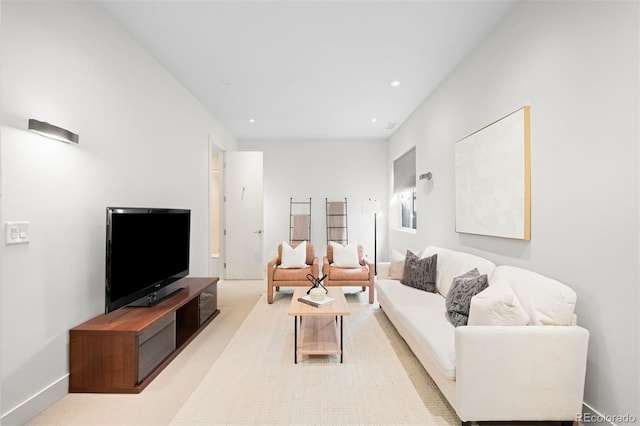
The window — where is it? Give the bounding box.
[401,188,417,229]
[393,147,417,230]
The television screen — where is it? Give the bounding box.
[105,207,190,313]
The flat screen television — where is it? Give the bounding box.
[105,207,191,314]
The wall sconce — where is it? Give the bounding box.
[419,172,432,181]
[28,119,79,144]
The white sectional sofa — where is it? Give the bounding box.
[376,246,589,426]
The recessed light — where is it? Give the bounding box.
[371,118,377,123]
[249,118,255,123]
[220,80,231,86]
[390,80,401,87]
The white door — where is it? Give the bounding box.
[223,151,264,279]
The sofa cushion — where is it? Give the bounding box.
[376,279,456,380]
[446,268,489,327]
[397,305,456,381]
[423,246,496,297]
[273,265,314,281]
[280,241,308,269]
[490,266,577,326]
[376,278,431,308]
[468,279,530,326]
[327,265,369,281]
[401,251,437,293]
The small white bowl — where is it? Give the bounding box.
[309,287,326,301]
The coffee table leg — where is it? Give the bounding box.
[294,316,298,364]
[340,315,344,363]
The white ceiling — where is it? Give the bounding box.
[98,0,518,140]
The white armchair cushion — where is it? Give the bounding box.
[468,279,530,326]
[280,241,307,269]
[330,241,360,268]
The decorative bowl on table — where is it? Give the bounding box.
[309,287,326,302]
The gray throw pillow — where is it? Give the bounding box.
[446,268,489,327]
[401,250,437,293]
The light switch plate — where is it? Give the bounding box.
[5,221,30,245]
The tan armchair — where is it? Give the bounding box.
[322,244,375,304]
[267,242,319,304]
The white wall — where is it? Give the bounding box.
[388,0,639,420]
[239,139,388,266]
[0,2,237,423]
[0,0,4,420]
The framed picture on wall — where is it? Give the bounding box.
[455,106,531,240]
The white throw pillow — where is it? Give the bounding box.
[468,279,530,326]
[389,249,406,279]
[280,241,307,269]
[330,241,360,268]
[491,265,577,326]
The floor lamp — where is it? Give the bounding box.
[361,198,381,275]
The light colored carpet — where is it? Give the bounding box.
[27,280,266,426]
[170,290,459,425]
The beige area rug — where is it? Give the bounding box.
[171,290,459,425]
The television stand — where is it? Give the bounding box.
[69,277,219,393]
[127,285,184,308]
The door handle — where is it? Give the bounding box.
[253,230,263,234]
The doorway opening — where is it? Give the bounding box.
[209,144,223,278]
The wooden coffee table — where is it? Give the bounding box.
[288,287,350,363]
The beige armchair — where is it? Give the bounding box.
[267,242,319,304]
[322,244,375,304]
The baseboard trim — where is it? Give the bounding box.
[1,374,68,426]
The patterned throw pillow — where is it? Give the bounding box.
[446,268,489,327]
[401,250,437,293]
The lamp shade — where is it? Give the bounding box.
[361,199,380,214]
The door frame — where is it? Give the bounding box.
[208,139,225,278]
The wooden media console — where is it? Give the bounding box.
[69,277,219,393]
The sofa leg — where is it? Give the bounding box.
[560,422,573,426]
[276,286,280,291]
[461,422,472,426]
[368,286,374,304]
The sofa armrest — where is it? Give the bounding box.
[455,325,589,422]
[311,257,320,278]
[363,257,374,282]
[267,256,279,286]
[322,256,330,275]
